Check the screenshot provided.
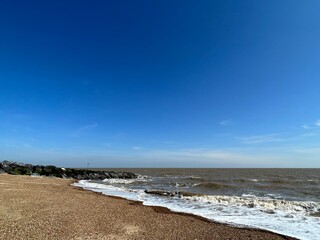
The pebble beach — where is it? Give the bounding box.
[0,174,296,240]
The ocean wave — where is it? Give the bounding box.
[73,180,320,240]
[193,182,234,190]
[163,175,202,180]
[102,178,136,184]
[233,178,294,185]
[182,194,320,215]
[234,178,260,183]
[249,179,259,182]
[143,187,320,216]
[307,179,319,182]
[268,179,290,184]
[175,182,190,188]
[75,180,128,191]
[102,175,150,184]
[73,180,143,201]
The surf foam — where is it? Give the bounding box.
[73,180,320,240]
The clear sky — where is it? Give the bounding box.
[1,1,320,167]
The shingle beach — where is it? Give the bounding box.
[0,174,296,240]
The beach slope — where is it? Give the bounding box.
[0,174,295,240]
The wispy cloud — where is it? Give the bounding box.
[132,146,141,150]
[219,119,233,126]
[139,148,287,167]
[301,120,320,129]
[0,139,34,149]
[289,145,320,155]
[72,123,98,137]
[237,134,285,144]
[0,139,315,167]
[301,132,317,137]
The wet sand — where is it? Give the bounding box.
[0,174,296,240]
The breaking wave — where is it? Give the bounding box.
[181,194,319,215]
[193,182,234,190]
[73,176,320,240]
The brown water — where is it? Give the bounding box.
[80,168,320,239]
[106,168,320,201]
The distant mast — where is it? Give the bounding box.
[87,162,89,169]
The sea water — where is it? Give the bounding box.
[73,168,320,240]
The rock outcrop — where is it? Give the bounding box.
[0,160,137,180]
[145,189,177,197]
[144,189,200,198]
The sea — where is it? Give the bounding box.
[73,168,320,240]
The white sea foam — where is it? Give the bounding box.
[181,195,319,215]
[164,175,201,179]
[175,183,190,188]
[102,178,136,184]
[73,180,320,240]
[101,175,150,184]
[74,180,142,201]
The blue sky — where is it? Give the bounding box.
[1,1,320,167]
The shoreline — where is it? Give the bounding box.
[73,183,297,240]
[0,174,297,240]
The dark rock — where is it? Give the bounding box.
[0,161,32,175]
[32,166,43,175]
[61,173,68,179]
[116,172,124,178]
[262,209,276,214]
[145,189,177,197]
[103,172,111,178]
[122,172,137,179]
[0,160,15,172]
[43,165,63,177]
[0,161,138,180]
[310,209,320,217]
[12,166,32,175]
[248,202,255,208]
[108,171,119,178]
